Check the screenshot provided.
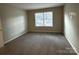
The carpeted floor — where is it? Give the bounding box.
[0,33,77,55]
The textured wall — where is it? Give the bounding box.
[27,6,64,33]
[0,6,28,43]
[0,16,4,47]
[64,4,79,54]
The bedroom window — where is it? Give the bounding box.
[35,11,53,27]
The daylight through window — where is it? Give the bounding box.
[35,11,53,27]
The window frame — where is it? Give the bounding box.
[34,11,53,27]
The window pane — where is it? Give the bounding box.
[35,12,53,27]
[35,13,43,26]
[44,12,53,27]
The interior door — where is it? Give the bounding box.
[0,17,4,48]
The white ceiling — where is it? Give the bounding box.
[0,3,64,10]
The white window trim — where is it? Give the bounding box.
[34,11,53,27]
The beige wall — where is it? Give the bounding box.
[27,6,64,33]
[64,4,79,54]
[0,16,4,47]
[0,31,4,47]
[0,6,28,43]
[0,17,2,30]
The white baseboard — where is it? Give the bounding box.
[4,31,26,44]
[65,35,78,55]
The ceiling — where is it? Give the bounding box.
[0,3,64,10]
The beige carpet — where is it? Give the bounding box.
[0,33,77,55]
